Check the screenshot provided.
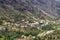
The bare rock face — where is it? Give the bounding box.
[0,0,60,19]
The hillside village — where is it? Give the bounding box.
[0,12,60,40]
[0,19,59,40]
[0,0,60,40]
[0,18,52,31]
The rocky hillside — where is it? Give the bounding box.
[0,0,60,20]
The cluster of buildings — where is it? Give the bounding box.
[0,19,50,31]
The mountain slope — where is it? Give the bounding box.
[0,0,60,20]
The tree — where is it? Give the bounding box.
[0,21,3,25]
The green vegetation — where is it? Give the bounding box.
[0,8,60,40]
[0,21,3,25]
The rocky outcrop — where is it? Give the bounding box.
[0,0,60,19]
